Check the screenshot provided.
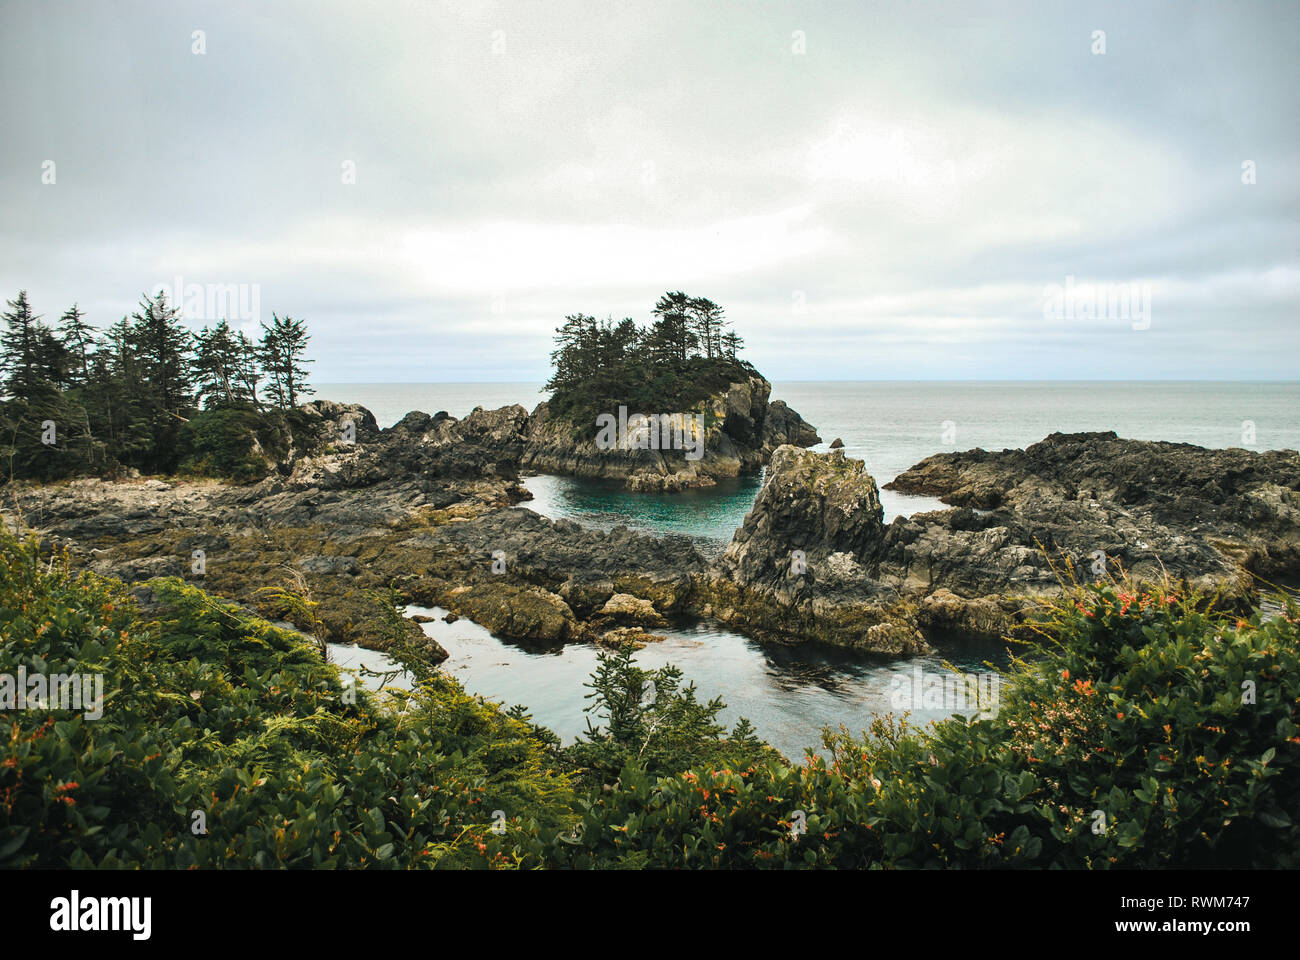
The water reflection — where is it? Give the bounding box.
[400,605,1011,760]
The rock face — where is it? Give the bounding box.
[521,375,820,491]
[703,432,1300,649]
[707,447,925,653]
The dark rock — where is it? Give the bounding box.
[707,446,924,653]
[709,433,1298,650]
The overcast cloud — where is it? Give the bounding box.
[1,0,1297,381]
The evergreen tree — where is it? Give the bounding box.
[58,304,96,387]
[688,297,726,359]
[193,320,240,408]
[0,290,46,401]
[130,291,194,464]
[32,324,70,392]
[0,292,81,479]
[0,288,317,480]
[546,292,750,428]
[651,291,696,362]
[258,314,313,409]
[233,331,262,407]
[86,320,152,471]
[545,313,600,395]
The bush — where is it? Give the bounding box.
[552,583,1300,869]
[176,406,320,481]
[3,524,1296,869]
[0,530,575,868]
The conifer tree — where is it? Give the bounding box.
[193,320,240,408]
[688,297,726,359]
[720,330,744,358]
[0,290,45,401]
[130,291,194,462]
[650,292,696,362]
[58,303,95,387]
[234,331,262,407]
[258,314,313,409]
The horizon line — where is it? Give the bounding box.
[312,377,1300,386]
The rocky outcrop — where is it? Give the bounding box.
[705,446,925,653]
[2,426,705,662]
[19,399,1291,665]
[521,376,819,491]
[442,582,580,643]
[884,431,1300,581]
[702,432,1300,650]
[761,400,823,455]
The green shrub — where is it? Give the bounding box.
[0,530,575,868]
[3,523,1296,869]
[564,643,771,789]
[552,584,1300,869]
[176,406,321,481]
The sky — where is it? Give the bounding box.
[1,0,1297,382]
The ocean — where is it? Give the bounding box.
[317,381,1300,757]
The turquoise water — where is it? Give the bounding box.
[521,472,767,556]
[315,380,1299,755]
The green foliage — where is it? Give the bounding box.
[3,526,1296,869]
[566,644,771,788]
[258,313,313,409]
[0,530,575,868]
[552,584,1300,869]
[176,406,320,481]
[544,294,756,430]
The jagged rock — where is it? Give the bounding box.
[885,431,1300,581]
[761,400,822,454]
[705,432,1299,651]
[707,446,924,653]
[829,438,844,449]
